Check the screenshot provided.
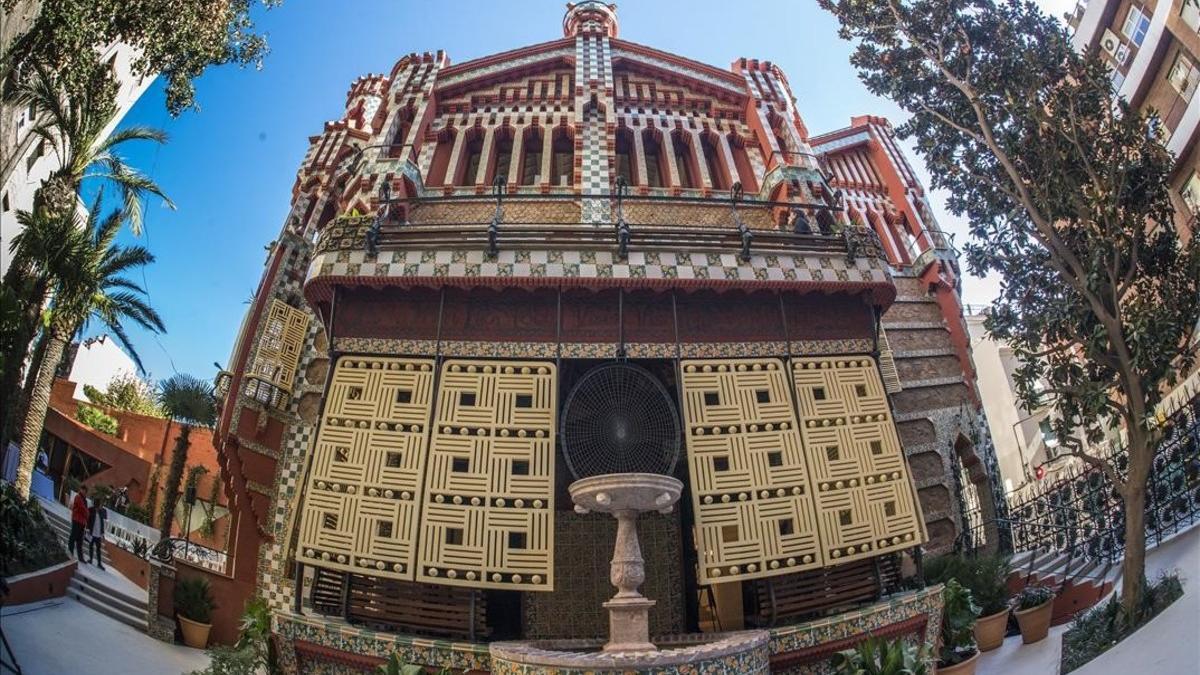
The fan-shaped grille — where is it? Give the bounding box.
[560,363,681,479]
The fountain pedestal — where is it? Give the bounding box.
[569,473,683,652]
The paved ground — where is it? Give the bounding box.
[1,597,210,675]
[978,523,1200,674]
[74,556,149,600]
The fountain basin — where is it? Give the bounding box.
[569,473,683,515]
[488,630,770,673]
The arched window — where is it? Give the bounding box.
[389,106,415,158]
[642,131,666,189]
[700,132,728,191]
[489,128,514,185]
[615,127,637,186]
[671,130,698,189]
[551,128,574,186]
[727,133,758,193]
[426,127,456,187]
[520,127,543,185]
[457,132,485,186]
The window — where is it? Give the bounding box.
[459,134,484,186]
[701,133,728,191]
[643,133,665,188]
[1,192,8,212]
[671,132,697,189]
[1168,52,1199,100]
[615,127,636,186]
[1122,5,1151,47]
[26,139,44,172]
[520,128,542,185]
[1184,0,1200,33]
[1180,171,1200,216]
[492,134,513,185]
[551,130,573,186]
[427,128,456,187]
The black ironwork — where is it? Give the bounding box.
[960,394,1200,563]
[487,176,505,258]
[614,176,631,260]
[730,182,753,261]
[559,362,681,480]
[150,537,229,573]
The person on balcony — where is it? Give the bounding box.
[68,485,89,563]
[87,497,107,570]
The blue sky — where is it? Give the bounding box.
[91,0,1071,381]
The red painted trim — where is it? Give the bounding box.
[438,38,575,80]
[303,274,897,308]
[769,614,929,670]
[610,38,746,87]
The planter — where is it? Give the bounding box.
[937,649,979,675]
[1014,599,1054,644]
[974,608,1009,652]
[177,614,212,649]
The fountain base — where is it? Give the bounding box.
[602,596,657,652]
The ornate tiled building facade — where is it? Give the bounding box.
[198,3,995,671]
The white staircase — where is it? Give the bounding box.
[40,499,149,631]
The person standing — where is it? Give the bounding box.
[68,485,89,563]
[87,497,107,569]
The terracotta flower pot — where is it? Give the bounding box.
[937,649,979,675]
[178,614,212,649]
[974,607,1010,652]
[1014,598,1054,644]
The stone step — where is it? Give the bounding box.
[70,572,148,612]
[67,583,148,632]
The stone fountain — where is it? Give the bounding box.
[569,472,683,652]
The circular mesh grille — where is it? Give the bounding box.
[560,362,681,479]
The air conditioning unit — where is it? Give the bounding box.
[1101,29,1128,65]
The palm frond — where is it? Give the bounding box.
[158,374,217,428]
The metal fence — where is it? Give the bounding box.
[977,394,1200,563]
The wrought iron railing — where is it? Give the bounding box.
[958,394,1200,563]
[151,537,229,574]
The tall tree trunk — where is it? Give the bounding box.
[0,277,50,449]
[12,327,68,498]
[1120,433,1153,616]
[159,425,192,538]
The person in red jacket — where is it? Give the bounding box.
[68,485,89,563]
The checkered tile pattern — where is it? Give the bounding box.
[309,247,890,286]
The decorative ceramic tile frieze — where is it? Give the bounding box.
[307,246,890,289]
[331,338,876,360]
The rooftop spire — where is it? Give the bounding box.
[563,1,619,38]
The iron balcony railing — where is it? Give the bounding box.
[319,180,888,267]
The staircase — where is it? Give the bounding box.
[40,499,150,632]
[1007,548,1119,626]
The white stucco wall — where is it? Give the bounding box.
[68,335,138,402]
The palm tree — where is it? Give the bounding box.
[12,205,165,498]
[18,63,174,231]
[157,374,216,538]
[2,64,173,448]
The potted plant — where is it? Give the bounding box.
[1012,584,1055,644]
[833,636,930,674]
[175,576,216,649]
[964,556,1012,652]
[938,579,981,674]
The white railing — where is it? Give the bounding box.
[105,506,160,553]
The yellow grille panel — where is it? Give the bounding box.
[249,299,309,392]
[296,356,436,580]
[416,360,557,591]
[791,356,925,564]
[680,358,824,584]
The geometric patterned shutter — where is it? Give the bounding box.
[415,360,557,592]
[295,356,436,580]
[790,356,925,565]
[680,358,824,584]
[249,299,309,393]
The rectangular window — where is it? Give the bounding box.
[1180,171,1200,216]
[1122,5,1151,47]
[1183,0,1200,33]
[26,140,44,172]
[1168,52,1200,100]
